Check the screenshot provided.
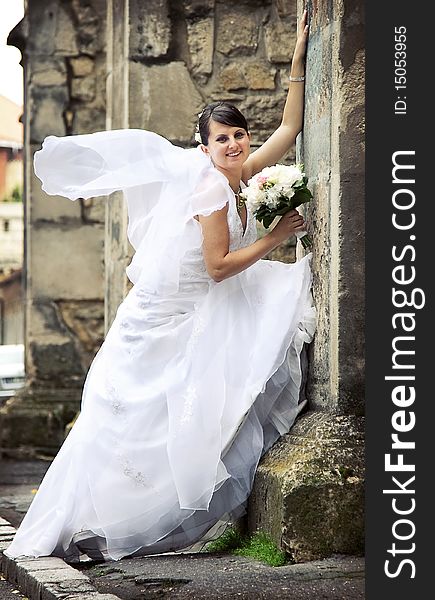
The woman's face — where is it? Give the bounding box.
[201,119,251,172]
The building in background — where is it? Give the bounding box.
[0,95,23,202]
[0,94,24,344]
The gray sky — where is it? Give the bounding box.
[0,0,24,105]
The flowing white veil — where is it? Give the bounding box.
[34,129,234,295]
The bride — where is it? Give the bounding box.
[5,10,315,562]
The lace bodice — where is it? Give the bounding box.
[227,183,257,251]
[179,184,257,284]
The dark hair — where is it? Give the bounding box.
[197,102,249,145]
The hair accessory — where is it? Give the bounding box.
[194,110,204,144]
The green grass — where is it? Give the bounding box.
[205,526,244,552]
[205,528,287,567]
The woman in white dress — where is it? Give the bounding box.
[5,10,315,562]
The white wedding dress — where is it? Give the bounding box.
[5,130,315,562]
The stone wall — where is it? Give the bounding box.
[0,0,107,454]
[248,0,365,561]
[128,0,297,145]
[300,0,364,414]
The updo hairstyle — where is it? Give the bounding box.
[197,102,249,145]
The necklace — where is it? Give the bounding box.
[234,187,245,213]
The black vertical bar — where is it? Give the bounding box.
[366,1,432,598]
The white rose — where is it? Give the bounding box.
[243,184,265,212]
[280,165,303,187]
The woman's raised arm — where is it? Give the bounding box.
[242,9,309,181]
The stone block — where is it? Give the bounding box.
[68,592,120,600]
[247,412,364,562]
[244,63,276,90]
[0,388,82,454]
[220,62,276,91]
[0,540,11,552]
[72,0,105,56]
[216,11,258,56]
[239,92,288,143]
[42,580,97,600]
[1,553,18,583]
[183,0,215,18]
[15,557,67,571]
[28,1,78,56]
[80,196,106,224]
[77,25,103,56]
[71,76,97,102]
[16,560,90,600]
[30,58,68,87]
[54,3,79,56]
[29,223,104,300]
[186,18,214,79]
[264,19,296,63]
[26,299,74,346]
[30,89,69,142]
[129,0,171,59]
[276,0,296,18]
[71,105,107,134]
[29,338,85,382]
[128,62,203,144]
[69,56,95,77]
[220,63,245,91]
[30,158,84,222]
[0,534,14,543]
[57,300,104,361]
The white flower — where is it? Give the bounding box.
[241,162,313,247]
[242,184,265,212]
[273,164,304,186]
[265,186,282,208]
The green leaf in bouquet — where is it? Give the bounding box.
[255,205,269,218]
[292,176,309,190]
[275,205,293,216]
[262,214,276,229]
[291,188,313,207]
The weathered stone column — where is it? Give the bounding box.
[0,0,107,456]
[104,0,130,329]
[247,0,365,561]
[104,0,205,326]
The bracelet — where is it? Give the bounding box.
[289,75,305,82]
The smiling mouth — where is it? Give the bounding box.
[226,151,241,157]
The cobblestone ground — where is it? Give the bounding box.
[0,574,28,600]
[0,458,50,529]
[0,458,51,599]
[76,552,365,599]
[0,459,365,599]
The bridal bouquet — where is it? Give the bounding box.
[241,163,313,249]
